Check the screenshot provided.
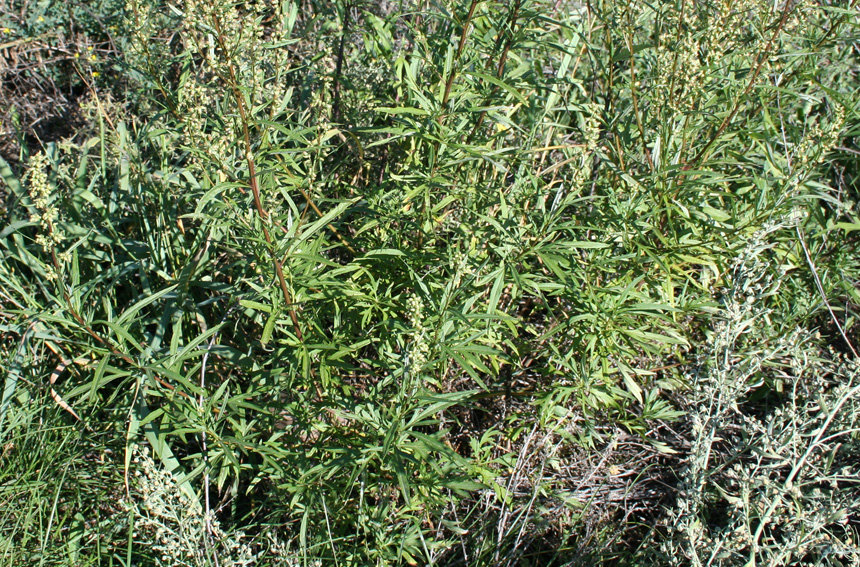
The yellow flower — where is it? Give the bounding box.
[37,16,44,22]
[92,71,100,77]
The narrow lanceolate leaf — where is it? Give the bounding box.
[293,198,359,246]
[464,71,528,105]
[116,285,178,326]
[375,106,430,116]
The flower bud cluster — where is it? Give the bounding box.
[792,105,846,174]
[404,294,431,378]
[26,152,64,278]
[561,104,602,202]
[650,0,782,119]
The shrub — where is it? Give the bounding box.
[0,0,858,564]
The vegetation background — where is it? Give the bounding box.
[1,0,859,565]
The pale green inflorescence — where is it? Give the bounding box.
[25,152,65,280]
[404,294,431,378]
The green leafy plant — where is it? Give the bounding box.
[1,0,859,565]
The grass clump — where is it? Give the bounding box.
[1,0,859,565]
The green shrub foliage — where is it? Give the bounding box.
[1,0,858,564]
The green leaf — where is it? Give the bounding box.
[294,198,358,247]
[261,310,277,346]
[375,106,429,116]
[239,299,272,313]
[464,71,528,105]
[116,285,178,327]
